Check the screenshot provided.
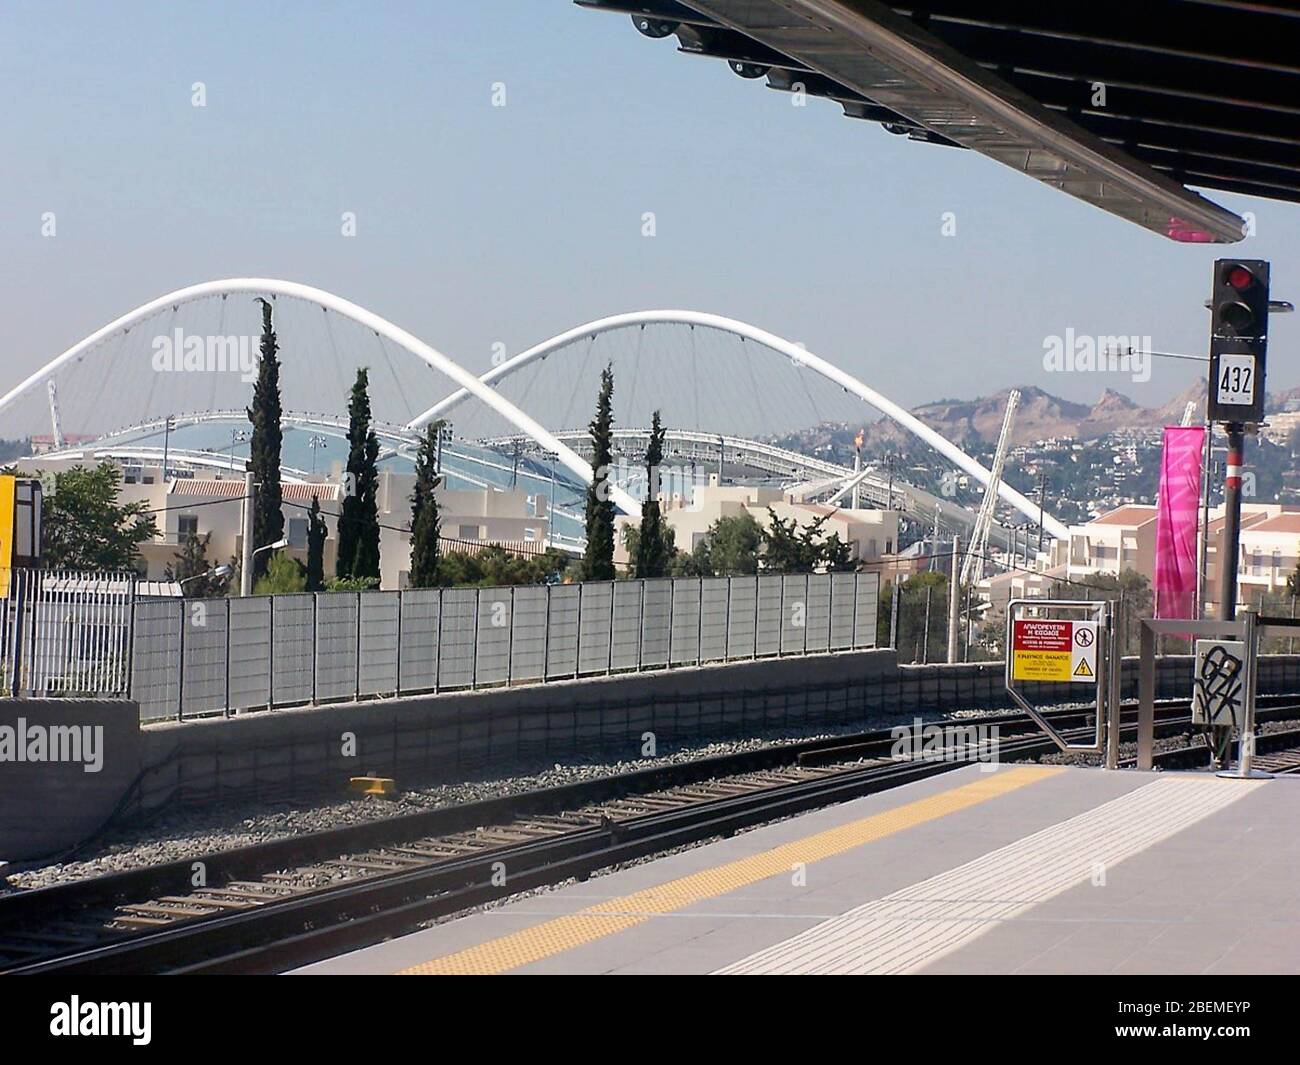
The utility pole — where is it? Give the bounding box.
[240,470,256,597]
[1218,426,1246,621]
[162,415,175,484]
[947,534,961,664]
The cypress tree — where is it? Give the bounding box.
[635,409,671,579]
[582,364,617,582]
[409,422,443,588]
[247,297,284,580]
[305,493,327,592]
[337,368,382,582]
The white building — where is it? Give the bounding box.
[614,476,899,569]
[15,458,551,590]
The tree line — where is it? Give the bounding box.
[28,306,861,594]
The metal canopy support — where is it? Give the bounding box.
[666,0,1247,241]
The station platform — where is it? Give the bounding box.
[294,762,1300,975]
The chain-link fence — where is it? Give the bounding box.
[132,572,882,721]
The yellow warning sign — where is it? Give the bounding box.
[1011,619,1099,685]
[1012,649,1073,682]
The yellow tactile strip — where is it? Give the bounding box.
[399,764,1064,975]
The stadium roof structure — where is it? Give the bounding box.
[578,0,1300,242]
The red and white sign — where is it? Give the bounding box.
[1012,619,1098,683]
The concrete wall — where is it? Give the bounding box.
[0,699,142,862]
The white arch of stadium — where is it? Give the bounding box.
[7,281,1067,540]
[0,279,642,517]
[411,310,1069,540]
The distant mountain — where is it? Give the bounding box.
[852,378,1294,449]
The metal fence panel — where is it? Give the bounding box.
[670,578,701,666]
[700,578,730,663]
[781,574,810,654]
[755,575,783,657]
[726,576,757,660]
[228,596,271,711]
[181,598,228,717]
[271,594,315,706]
[510,586,548,683]
[640,579,671,669]
[578,582,614,675]
[805,574,832,653]
[545,583,580,679]
[132,599,182,721]
[611,581,643,671]
[315,593,359,701]
[398,589,441,692]
[437,588,477,689]
[6,569,134,697]
[358,592,400,696]
[830,572,856,650]
[475,588,513,686]
[854,572,880,648]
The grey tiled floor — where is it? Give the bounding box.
[294,766,1300,975]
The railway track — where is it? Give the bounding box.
[1150,726,1300,773]
[4,697,1298,975]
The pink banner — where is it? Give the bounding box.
[1154,426,1205,620]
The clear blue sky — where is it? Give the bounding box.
[2,0,1298,417]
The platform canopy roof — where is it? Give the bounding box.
[577,0,1300,242]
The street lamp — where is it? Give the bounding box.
[228,428,249,473]
[162,415,176,483]
[254,538,289,557]
[178,563,234,592]
[308,434,328,475]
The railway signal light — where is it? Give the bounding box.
[1207,258,1269,424]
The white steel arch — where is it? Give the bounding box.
[4,279,641,517]
[408,310,1068,540]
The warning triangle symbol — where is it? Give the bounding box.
[1073,658,1094,678]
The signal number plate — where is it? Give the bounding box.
[1216,354,1256,406]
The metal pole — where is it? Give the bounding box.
[507,587,515,685]
[922,586,931,665]
[176,601,185,721]
[1239,608,1260,776]
[162,415,172,484]
[889,573,899,651]
[240,470,255,597]
[1219,425,1246,621]
[1215,423,1247,767]
[1105,601,1122,770]
[947,534,961,664]
[1138,622,1155,770]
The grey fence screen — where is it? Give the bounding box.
[131,571,881,721]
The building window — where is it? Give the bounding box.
[177,515,198,540]
[458,524,480,541]
[288,517,309,549]
[524,527,537,542]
